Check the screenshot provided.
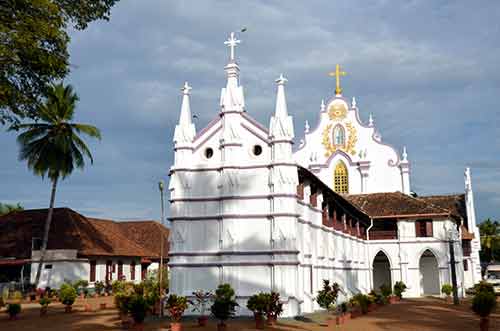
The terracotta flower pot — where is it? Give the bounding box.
[266,314,277,326]
[217,322,227,331]
[254,312,265,330]
[84,303,92,312]
[171,322,182,331]
[389,296,397,304]
[198,315,208,326]
[40,306,48,317]
[65,305,72,313]
[100,303,107,310]
[133,322,144,331]
[480,317,489,331]
[335,315,345,325]
[344,312,351,320]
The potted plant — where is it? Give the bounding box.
[315,280,340,327]
[349,297,361,318]
[94,281,105,296]
[6,303,21,320]
[380,284,395,304]
[74,279,89,298]
[39,297,51,316]
[165,294,189,331]
[352,294,369,315]
[339,302,350,322]
[192,290,212,326]
[264,292,283,326]
[472,286,497,331]
[60,283,77,313]
[247,293,268,330]
[129,294,150,331]
[441,284,453,303]
[393,281,407,301]
[210,283,239,331]
[115,292,133,328]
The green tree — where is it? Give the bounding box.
[479,218,500,263]
[0,203,23,216]
[0,0,120,124]
[10,83,101,286]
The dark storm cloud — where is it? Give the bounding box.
[1,1,499,222]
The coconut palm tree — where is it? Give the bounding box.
[9,83,101,286]
[479,219,500,263]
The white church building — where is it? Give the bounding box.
[167,33,482,317]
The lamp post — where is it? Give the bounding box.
[158,180,165,316]
[447,227,460,305]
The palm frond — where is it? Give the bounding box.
[71,124,102,140]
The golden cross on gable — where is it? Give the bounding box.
[328,64,347,95]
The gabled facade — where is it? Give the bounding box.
[168,32,481,317]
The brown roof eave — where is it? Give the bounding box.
[372,213,451,220]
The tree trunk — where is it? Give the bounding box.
[34,176,59,288]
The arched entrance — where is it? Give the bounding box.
[419,249,440,295]
[372,251,391,291]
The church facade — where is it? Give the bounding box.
[167,33,482,317]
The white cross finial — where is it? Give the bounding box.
[320,99,326,112]
[276,73,287,85]
[402,146,408,161]
[224,32,241,62]
[181,81,192,95]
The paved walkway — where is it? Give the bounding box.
[0,296,498,330]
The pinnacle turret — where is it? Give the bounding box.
[269,74,294,140]
[173,82,196,144]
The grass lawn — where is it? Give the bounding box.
[0,296,498,331]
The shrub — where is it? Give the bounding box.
[12,290,23,301]
[369,290,383,305]
[472,291,497,318]
[210,283,239,323]
[7,303,21,317]
[247,293,268,314]
[165,294,188,322]
[380,284,392,298]
[352,294,369,314]
[393,281,407,299]
[441,284,453,297]
[315,280,341,312]
[129,294,150,324]
[265,292,284,317]
[94,281,105,295]
[115,292,132,315]
[73,279,89,295]
[339,302,348,314]
[192,290,213,315]
[59,283,77,306]
[473,281,495,295]
[112,280,126,294]
[39,297,51,307]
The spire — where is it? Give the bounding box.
[465,167,472,191]
[174,82,196,144]
[274,74,288,118]
[401,146,408,162]
[304,120,310,133]
[179,82,192,125]
[351,96,357,108]
[270,73,294,140]
[368,113,374,127]
[220,32,245,113]
[320,99,326,112]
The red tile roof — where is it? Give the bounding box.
[344,192,451,219]
[0,208,169,260]
[418,194,467,221]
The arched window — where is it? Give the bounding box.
[332,124,345,147]
[334,161,349,193]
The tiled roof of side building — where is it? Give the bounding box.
[0,208,169,260]
[344,192,451,219]
[418,194,467,221]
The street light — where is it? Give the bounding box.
[447,227,460,305]
[158,180,165,316]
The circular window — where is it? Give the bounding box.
[204,147,214,159]
[253,145,262,156]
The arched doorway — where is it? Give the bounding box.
[372,251,391,291]
[419,249,440,295]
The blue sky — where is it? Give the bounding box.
[1,1,499,222]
